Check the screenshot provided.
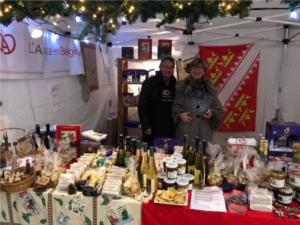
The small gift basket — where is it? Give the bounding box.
[0,128,36,193]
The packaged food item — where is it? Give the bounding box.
[155,189,187,205]
[248,187,273,212]
[176,177,189,191]
[164,177,176,190]
[269,170,286,188]
[177,158,186,175]
[163,157,172,173]
[289,170,300,187]
[296,188,300,202]
[277,186,293,204]
[166,162,178,179]
[157,172,166,190]
[182,173,194,191]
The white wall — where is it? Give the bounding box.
[0,43,110,132]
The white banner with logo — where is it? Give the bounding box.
[0,21,84,79]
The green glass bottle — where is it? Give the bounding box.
[116,134,126,167]
[125,136,131,167]
[182,135,189,159]
[187,137,198,175]
[135,140,142,181]
[194,138,202,188]
[182,135,190,172]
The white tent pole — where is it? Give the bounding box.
[274,25,290,121]
[193,20,253,34]
[200,26,282,42]
[192,12,292,35]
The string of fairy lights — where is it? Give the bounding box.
[0,0,298,42]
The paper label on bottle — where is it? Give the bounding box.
[188,165,195,175]
[146,178,156,194]
[143,174,147,188]
[167,170,177,179]
[200,172,206,189]
[193,169,200,187]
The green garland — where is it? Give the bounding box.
[0,1,298,42]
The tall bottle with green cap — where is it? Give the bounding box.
[182,135,190,172]
[187,137,197,175]
[193,137,202,187]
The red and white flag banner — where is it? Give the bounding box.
[199,43,260,132]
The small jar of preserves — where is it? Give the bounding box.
[163,157,172,173]
[157,172,166,190]
[176,177,189,191]
[177,158,187,175]
[277,186,293,204]
[289,170,300,187]
[270,170,286,188]
[164,177,176,190]
[296,188,300,203]
[183,173,194,191]
[166,162,178,179]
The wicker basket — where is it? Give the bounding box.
[0,167,36,193]
[0,128,36,192]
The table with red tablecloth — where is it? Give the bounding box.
[142,193,299,225]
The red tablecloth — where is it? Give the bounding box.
[142,193,299,225]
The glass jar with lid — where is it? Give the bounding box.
[277,186,293,204]
[176,177,189,191]
[166,162,178,179]
[270,170,286,188]
[164,177,176,190]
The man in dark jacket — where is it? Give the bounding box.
[138,56,177,146]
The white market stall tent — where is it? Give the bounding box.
[0,1,300,145]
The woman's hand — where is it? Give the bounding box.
[179,112,192,123]
[203,109,213,119]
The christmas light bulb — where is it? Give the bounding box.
[93,14,97,18]
[75,16,82,23]
[226,4,232,10]
[80,6,86,12]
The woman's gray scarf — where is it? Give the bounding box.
[183,76,207,99]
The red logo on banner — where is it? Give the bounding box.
[200,44,259,132]
[220,55,260,131]
[0,33,16,54]
[200,43,253,94]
